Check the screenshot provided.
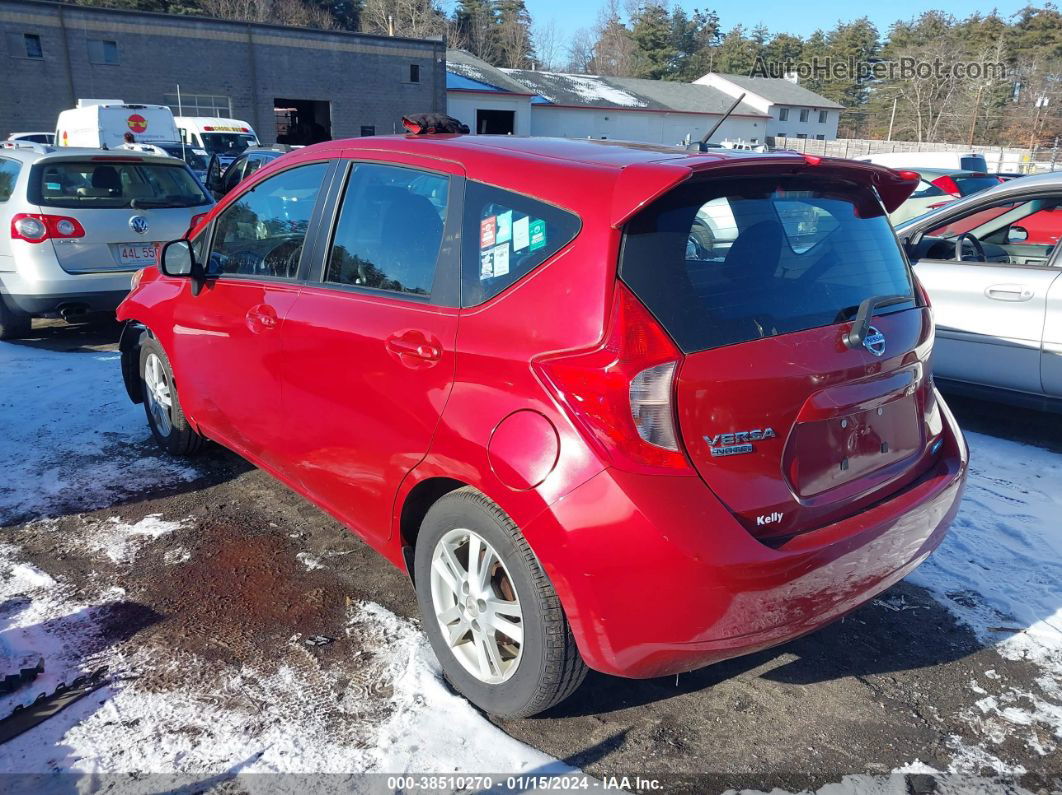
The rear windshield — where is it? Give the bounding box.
[157,144,209,172]
[620,176,915,353]
[960,156,988,172]
[33,160,211,209]
[952,174,1000,196]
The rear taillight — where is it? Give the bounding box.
[930,175,960,197]
[11,213,85,243]
[534,284,690,473]
[914,273,932,308]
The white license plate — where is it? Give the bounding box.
[118,243,159,267]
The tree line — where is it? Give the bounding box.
[66,0,1062,147]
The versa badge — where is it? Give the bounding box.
[704,427,776,457]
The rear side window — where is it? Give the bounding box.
[33,160,210,209]
[952,175,1000,197]
[621,176,915,353]
[326,163,449,297]
[0,157,19,202]
[461,181,580,307]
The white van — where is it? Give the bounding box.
[855,151,989,173]
[56,100,180,149]
[174,117,260,164]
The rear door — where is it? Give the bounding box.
[910,193,1062,393]
[277,156,461,546]
[32,157,212,272]
[169,159,334,465]
[621,170,939,540]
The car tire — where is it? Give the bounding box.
[139,336,204,456]
[0,297,31,341]
[414,487,587,718]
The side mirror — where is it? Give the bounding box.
[1007,226,1029,243]
[160,239,206,295]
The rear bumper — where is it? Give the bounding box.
[3,289,128,315]
[524,393,968,679]
[0,252,133,316]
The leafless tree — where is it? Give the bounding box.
[199,0,336,29]
[360,0,447,39]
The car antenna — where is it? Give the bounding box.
[689,93,746,152]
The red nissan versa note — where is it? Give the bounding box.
[116,136,968,718]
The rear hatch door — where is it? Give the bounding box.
[620,166,942,540]
[32,156,212,273]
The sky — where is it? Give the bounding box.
[515,0,1034,62]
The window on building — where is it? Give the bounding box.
[818,110,828,124]
[409,64,420,83]
[87,38,119,65]
[778,107,789,121]
[360,125,375,137]
[164,93,232,118]
[9,32,43,59]
[815,134,825,140]
[799,108,809,123]
[796,133,808,139]
[777,132,786,139]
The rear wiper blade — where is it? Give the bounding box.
[842,294,912,350]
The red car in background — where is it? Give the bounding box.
[116,136,967,717]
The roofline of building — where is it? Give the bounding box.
[446,87,535,98]
[531,102,769,119]
[706,74,845,110]
[6,0,446,49]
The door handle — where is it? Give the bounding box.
[245,304,278,331]
[386,333,441,363]
[985,284,1034,302]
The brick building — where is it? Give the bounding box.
[0,0,445,142]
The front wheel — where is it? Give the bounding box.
[139,336,204,456]
[414,488,587,718]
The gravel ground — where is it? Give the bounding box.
[0,317,1059,794]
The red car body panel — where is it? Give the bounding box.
[118,136,966,679]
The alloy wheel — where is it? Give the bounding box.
[429,528,524,684]
[143,352,173,436]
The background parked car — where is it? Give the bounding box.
[4,132,55,146]
[889,168,1002,225]
[856,151,989,172]
[204,145,294,200]
[896,171,1062,409]
[0,143,213,339]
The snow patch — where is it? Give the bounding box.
[296,552,325,571]
[0,344,198,524]
[84,514,186,565]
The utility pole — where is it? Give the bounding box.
[967,83,985,147]
[886,96,897,141]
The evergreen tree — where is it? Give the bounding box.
[630,3,675,79]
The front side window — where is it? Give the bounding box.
[621,176,915,353]
[0,158,20,202]
[209,162,328,279]
[34,161,210,209]
[926,196,1062,250]
[326,163,449,297]
[461,182,581,307]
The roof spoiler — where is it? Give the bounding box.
[610,155,921,228]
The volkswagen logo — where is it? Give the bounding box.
[863,326,886,357]
[129,216,149,235]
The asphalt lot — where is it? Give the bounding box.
[2,317,1060,792]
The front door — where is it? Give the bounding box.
[170,160,332,464]
[279,159,461,545]
[911,193,1062,394]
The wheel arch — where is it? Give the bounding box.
[118,320,149,404]
[397,476,468,583]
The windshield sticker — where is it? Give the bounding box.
[491,243,510,277]
[480,249,494,279]
[45,182,61,192]
[480,216,496,249]
[512,216,529,251]
[496,210,512,244]
[529,219,546,251]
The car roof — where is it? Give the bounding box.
[0,145,190,164]
[304,134,793,171]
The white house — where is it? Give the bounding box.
[694,73,843,141]
[445,50,770,147]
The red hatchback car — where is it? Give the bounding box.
[116,136,968,717]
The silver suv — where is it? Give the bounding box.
[0,143,213,339]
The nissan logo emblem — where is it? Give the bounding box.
[863,326,886,357]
